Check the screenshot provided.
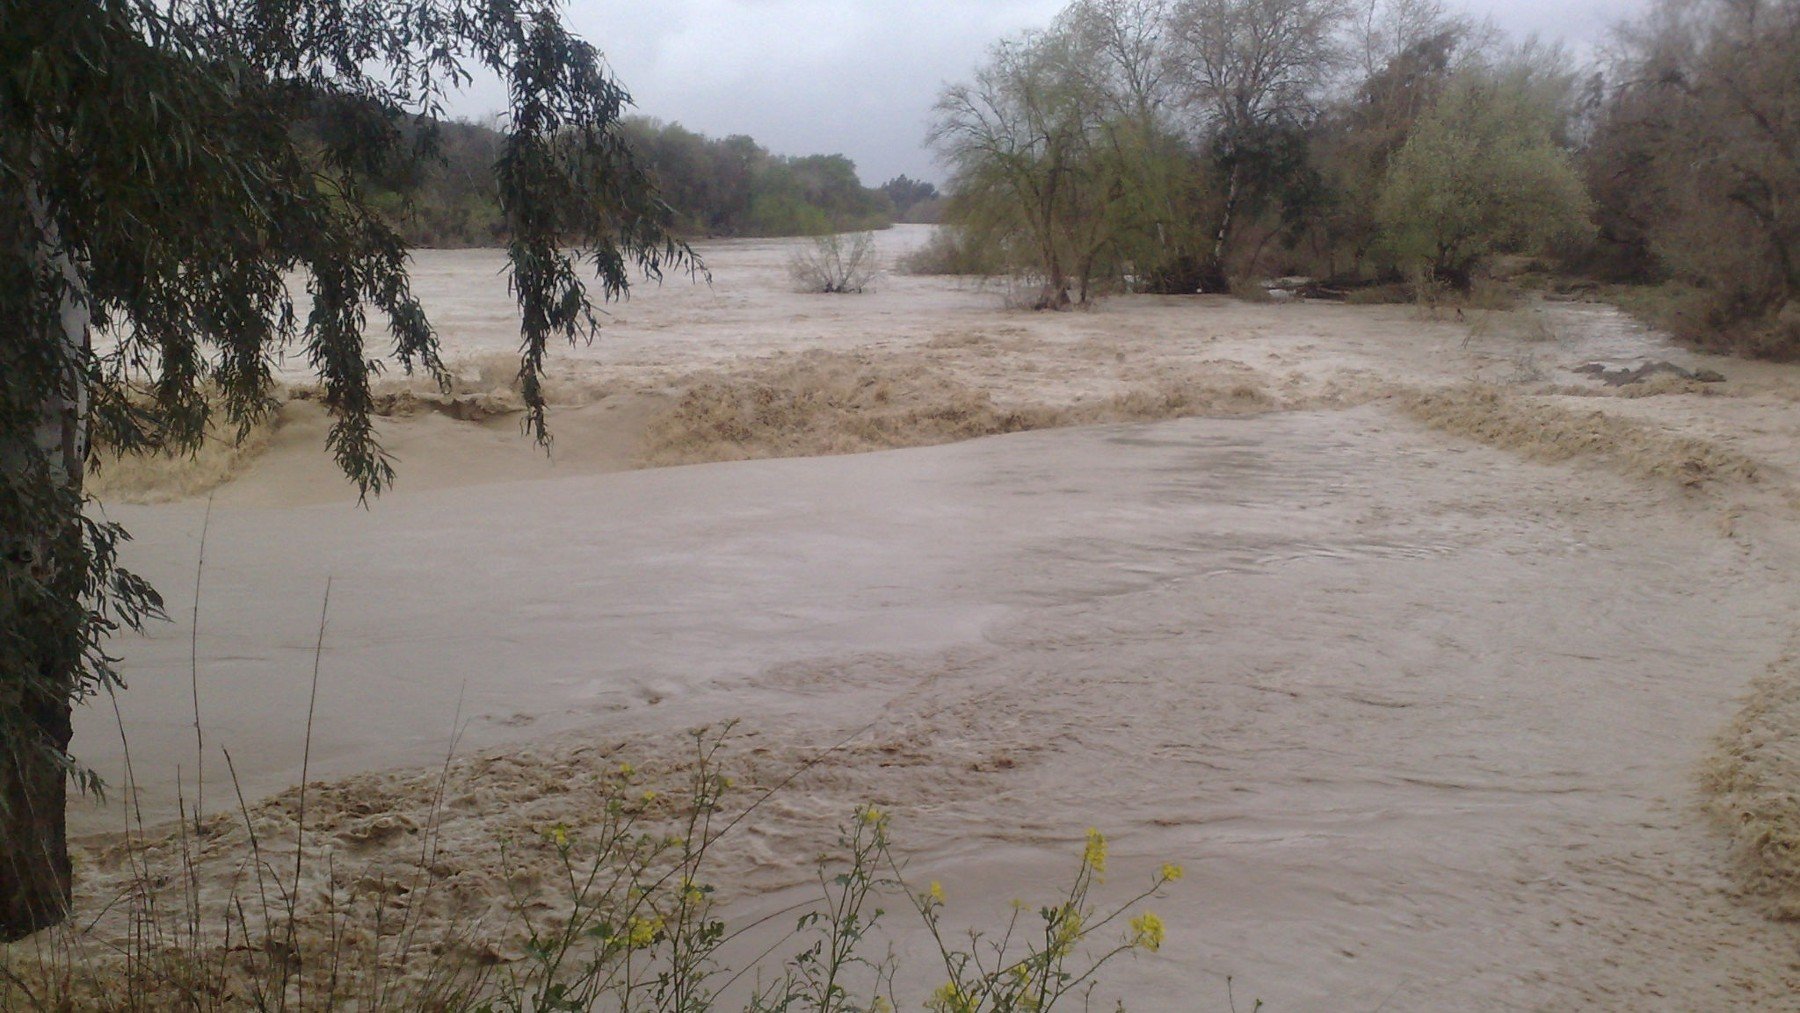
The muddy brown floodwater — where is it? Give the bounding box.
[61,227,1800,1007]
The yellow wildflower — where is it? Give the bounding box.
[929,880,945,903]
[1050,905,1084,956]
[1160,863,1184,883]
[617,761,635,778]
[625,915,662,949]
[1082,828,1107,879]
[1131,911,1166,952]
[544,823,570,848]
[861,806,886,826]
[640,789,659,805]
[930,981,975,1013]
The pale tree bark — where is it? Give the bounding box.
[1211,163,1242,279]
[1,182,90,941]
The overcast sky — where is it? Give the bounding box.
[450,0,1648,187]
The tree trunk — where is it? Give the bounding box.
[1,690,74,941]
[1206,164,1242,293]
[1036,238,1071,311]
[1,182,90,942]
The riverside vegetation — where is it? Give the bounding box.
[0,711,1184,1011]
[916,0,1800,357]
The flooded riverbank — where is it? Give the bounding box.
[55,228,1800,1007]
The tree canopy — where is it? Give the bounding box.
[931,26,1120,308]
[929,0,1607,299]
[1,0,691,938]
[1376,65,1593,288]
[622,119,893,238]
[1584,0,1800,352]
[356,114,897,246]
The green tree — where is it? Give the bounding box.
[1376,68,1592,288]
[1058,0,1217,293]
[0,0,691,939]
[1306,0,1484,277]
[879,174,939,221]
[931,27,1123,308]
[618,119,891,238]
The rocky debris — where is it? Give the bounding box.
[1572,360,1726,386]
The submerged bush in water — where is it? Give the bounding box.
[790,233,882,294]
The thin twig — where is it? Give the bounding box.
[289,576,332,1011]
[223,748,276,960]
[190,493,213,832]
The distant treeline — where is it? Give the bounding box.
[346,115,928,246]
[924,0,1800,354]
[620,118,889,237]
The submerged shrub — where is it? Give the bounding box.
[789,232,882,293]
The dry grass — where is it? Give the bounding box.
[1606,375,1722,399]
[1396,385,1759,488]
[1707,657,1800,919]
[4,751,694,1008]
[639,349,1273,467]
[1463,278,1519,312]
[83,345,1282,501]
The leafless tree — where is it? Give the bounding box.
[788,232,882,293]
[1344,0,1490,87]
[1058,0,1180,121]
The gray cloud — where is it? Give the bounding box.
[451,0,1646,187]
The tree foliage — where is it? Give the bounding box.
[1,0,690,938]
[1583,0,1800,352]
[1059,0,1217,293]
[931,27,1122,308]
[931,0,1371,299]
[1167,0,1351,287]
[930,1,1224,305]
[878,174,942,223]
[318,113,893,247]
[1375,65,1593,287]
[929,0,1611,298]
[1306,0,1484,275]
[621,119,892,238]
